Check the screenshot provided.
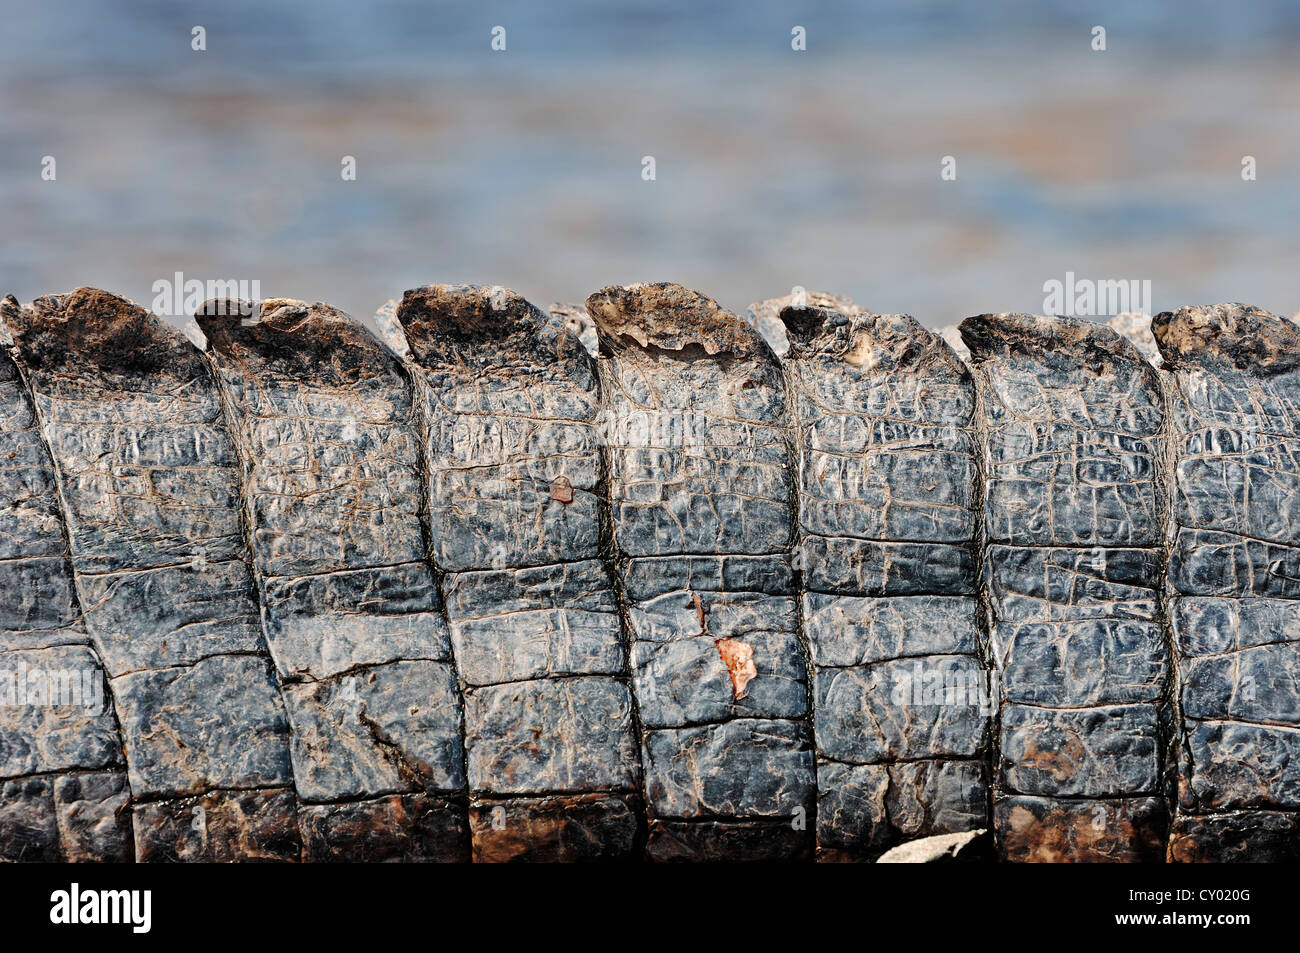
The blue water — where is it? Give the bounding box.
[2,0,1298,327]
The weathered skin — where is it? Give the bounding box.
[995,796,1168,862]
[588,282,814,860]
[5,285,1300,863]
[198,298,469,862]
[780,299,989,859]
[1155,303,1300,862]
[397,284,641,862]
[0,334,130,861]
[960,312,1170,862]
[2,289,297,861]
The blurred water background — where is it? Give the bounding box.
[1,0,1297,330]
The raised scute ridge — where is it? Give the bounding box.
[3,287,204,379]
[0,295,15,346]
[397,283,586,367]
[198,295,468,859]
[1152,302,1300,373]
[587,281,769,359]
[781,303,970,380]
[397,283,640,860]
[197,297,402,382]
[1157,300,1300,860]
[594,281,813,859]
[960,311,1155,378]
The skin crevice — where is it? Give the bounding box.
[2,288,1296,861]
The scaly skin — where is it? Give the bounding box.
[397,285,641,862]
[778,299,989,860]
[962,312,1170,862]
[0,287,1295,862]
[1156,303,1300,862]
[3,290,297,862]
[199,297,468,862]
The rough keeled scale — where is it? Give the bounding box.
[0,283,1296,862]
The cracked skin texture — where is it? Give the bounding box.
[2,288,298,861]
[3,288,205,381]
[1155,303,1300,860]
[394,283,640,861]
[593,282,814,859]
[587,281,772,360]
[397,283,591,373]
[198,295,468,859]
[198,297,402,382]
[1,287,1299,861]
[781,298,987,858]
[963,308,1169,861]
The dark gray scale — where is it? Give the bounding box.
[587,282,814,861]
[3,289,298,861]
[0,309,131,861]
[397,284,642,862]
[960,312,1170,862]
[198,297,469,862]
[1154,303,1300,862]
[778,299,989,860]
